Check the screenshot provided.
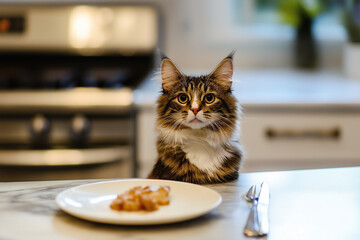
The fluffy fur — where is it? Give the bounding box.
[148,54,242,184]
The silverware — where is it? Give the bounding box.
[244,182,270,237]
[244,184,260,237]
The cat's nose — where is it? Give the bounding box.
[191,108,199,115]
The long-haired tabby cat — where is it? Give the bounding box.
[148,53,242,184]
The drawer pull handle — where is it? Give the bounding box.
[265,127,340,140]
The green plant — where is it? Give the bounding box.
[277,0,324,26]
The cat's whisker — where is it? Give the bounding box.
[214,114,239,119]
[214,115,239,128]
[218,120,236,131]
[162,123,178,140]
[158,118,186,145]
[158,120,179,140]
[209,120,227,138]
[214,114,234,121]
[213,115,236,127]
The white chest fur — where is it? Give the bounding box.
[181,140,231,174]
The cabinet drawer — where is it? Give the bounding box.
[241,113,360,162]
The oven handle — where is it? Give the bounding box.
[0,146,130,166]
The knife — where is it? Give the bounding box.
[244,182,270,237]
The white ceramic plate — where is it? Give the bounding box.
[56,179,222,225]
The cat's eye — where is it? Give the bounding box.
[204,93,215,104]
[178,93,189,104]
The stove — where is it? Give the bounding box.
[0,4,158,181]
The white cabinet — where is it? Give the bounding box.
[240,109,360,172]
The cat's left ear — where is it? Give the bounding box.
[209,55,233,91]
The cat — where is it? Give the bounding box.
[148,53,242,184]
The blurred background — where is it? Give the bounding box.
[0,0,360,181]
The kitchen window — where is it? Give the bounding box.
[204,0,346,46]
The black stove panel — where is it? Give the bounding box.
[0,52,154,89]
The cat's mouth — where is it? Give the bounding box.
[190,118,202,123]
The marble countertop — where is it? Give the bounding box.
[1,167,359,240]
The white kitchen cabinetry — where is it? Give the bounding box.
[240,108,360,172]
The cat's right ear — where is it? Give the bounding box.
[161,58,182,92]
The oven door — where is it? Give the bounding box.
[0,107,137,182]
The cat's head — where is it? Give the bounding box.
[156,54,238,141]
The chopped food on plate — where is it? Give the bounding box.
[110,185,170,212]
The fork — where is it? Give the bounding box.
[243,185,262,237]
